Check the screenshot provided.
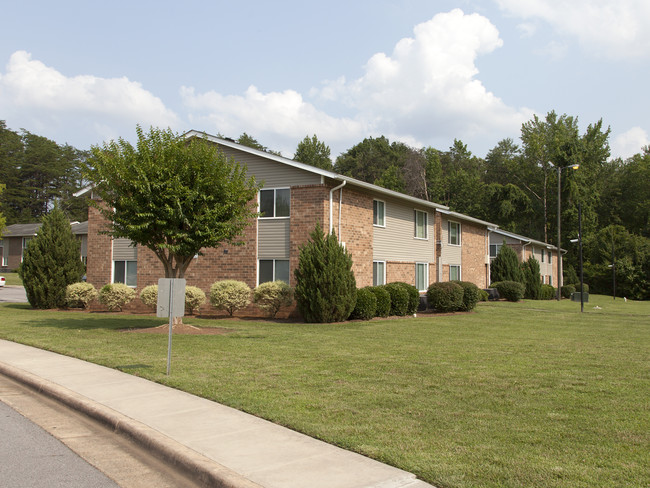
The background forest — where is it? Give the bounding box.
[1,112,648,299]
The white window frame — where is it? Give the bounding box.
[112,260,137,287]
[448,221,461,246]
[415,262,428,292]
[258,259,290,285]
[414,210,428,240]
[449,265,461,281]
[373,261,386,286]
[0,239,5,267]
[373,200,386,227]
[259,188,290,219]
[489,243,502,258]
[21,237,33,262]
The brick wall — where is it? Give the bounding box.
[461,221,489,288]
[86,204,113,287]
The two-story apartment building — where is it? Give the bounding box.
[80,131,558,311]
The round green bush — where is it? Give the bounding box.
[209,280,251,316]
[383,283,410,316]
[99,283,136,311]
[185,286,207,315]
[575,283,589,294]
[253,281,294,318]
[349,287,377,320]
[139,285,158,310]
[561,284,576,299]
[494,281,525,302]
[392,282,420,314]
[540,284,556,300]
[65,282,98,309]
[367,286,391,317]
[427,282,464,312]
[478,289,489,302]
[452,280,480,311]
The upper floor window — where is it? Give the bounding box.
[373,200,385,227]
[259,188,290,218]
[548,250,552,264]
[448,221,461,246]
[540,248,545,262]
[489,243,502,258]
[414,210,428,239]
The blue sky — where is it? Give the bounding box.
[1,0,649,161]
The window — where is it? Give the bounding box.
[373,200,385,227]
[0,239,5,267]
[414,210,428,239]
[489,243,502,258]
[21,237,32,262]
[549,275,553,286]
[448,221,461,245]
[541,248,545,262]
[113,260,137,287]
[449,265,461,281]
[259,188,290,218]
[548,250,552,264]
[259,259,290,284]
[415,263,428,292]
[373,261,386,286]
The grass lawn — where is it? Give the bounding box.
[1,272,22,286]
[0,295,648,488]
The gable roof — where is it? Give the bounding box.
[2,221,88,237]
[488,227,558,251]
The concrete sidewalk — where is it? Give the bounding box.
[0,340,435,488]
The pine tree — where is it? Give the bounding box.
[521,256,542,299]
[490,242,523,283]
[19,206,85,308]
[294,224,357,322]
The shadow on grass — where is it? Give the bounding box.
[26,315,165,331]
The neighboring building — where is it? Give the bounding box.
[0,221,88,272]
[488,228,558,286]
[80,131,558,313]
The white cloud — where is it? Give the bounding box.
[611,127,649,159]
[0,51,179,146]
[495,0,650,59]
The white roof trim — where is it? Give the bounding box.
[437,208,498,228]
[489,227,558,251]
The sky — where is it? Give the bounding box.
[1,0,649,161]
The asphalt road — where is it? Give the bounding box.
[0,286,27,303]
[0,399,119,487]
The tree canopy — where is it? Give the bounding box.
[294,135,332,170]
[84,126,261,278]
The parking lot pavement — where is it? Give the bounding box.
[0,286,28,303]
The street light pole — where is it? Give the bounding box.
[556,163,579,301]
[578,203,584,313]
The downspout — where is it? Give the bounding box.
[521,240,531,261]
[487,228,494,286]
[329,180,346,242]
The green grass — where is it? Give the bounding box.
[1,272,22,286]
[0,295,648,488]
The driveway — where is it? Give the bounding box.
[0,286,28,303]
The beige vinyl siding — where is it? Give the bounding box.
[258,219,290,259]
[112,238,137,260]
[441,218,461,265]
[218,146,321,188]
[373,197,434,262]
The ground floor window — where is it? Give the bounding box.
[113,260,137,287]
[415,263,428,292]
[259,259,290,285]
[373,261,386,286]
[449,265,461,281]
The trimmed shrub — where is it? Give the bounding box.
[494,281,525,302]
[427,282,464,312]
[575,283,589,294]
[383,283,410,316]
[521,257,542,300]
[452,280,480,311]
[253,281,294,318]
[349,287,377,321]
[294,224,356,323]
[478,289,489,301]
[65,282,98,309]
[540,284,556,300]
[210,280,251,316]
[139,285,158,310]
[185,286,207,315]
[392,282,420,314]
[368,286,391,317]
[561,284,576,299]
[99,283,136,311]
[490,243,523,283]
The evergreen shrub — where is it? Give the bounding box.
[253,281,293,318]
[383,283,410,316]
[210,280,251,316]
[139,285,158,310]
[494,281,525,302]
[478,289,490,301]
[185,286,206,315]
[349,287,377,321]
[18,207,85,309]
[490,243,523,283]
[521,257,542,300]
[575,283,589,294]
[427,282,464,312]
[561,284,576,299]
[99,283,136,311]
[65,282,98,309]
[294,224,356,323]
[392,282,420,314]
[368,286,391,317]
[540,284,556,300]
[451,280,480,311]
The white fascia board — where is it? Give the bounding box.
[438,208,498,228]
[489,227,558,251]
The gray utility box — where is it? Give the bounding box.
[571,292,589,302]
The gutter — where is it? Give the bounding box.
[329,180,346,240]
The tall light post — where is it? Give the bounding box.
[556,163,580,300]
[570,203,584,312]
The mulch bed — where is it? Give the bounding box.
[123,323,233,335]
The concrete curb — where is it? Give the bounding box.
[0,361,263,488]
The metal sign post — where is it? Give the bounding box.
[157,278,186,375]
